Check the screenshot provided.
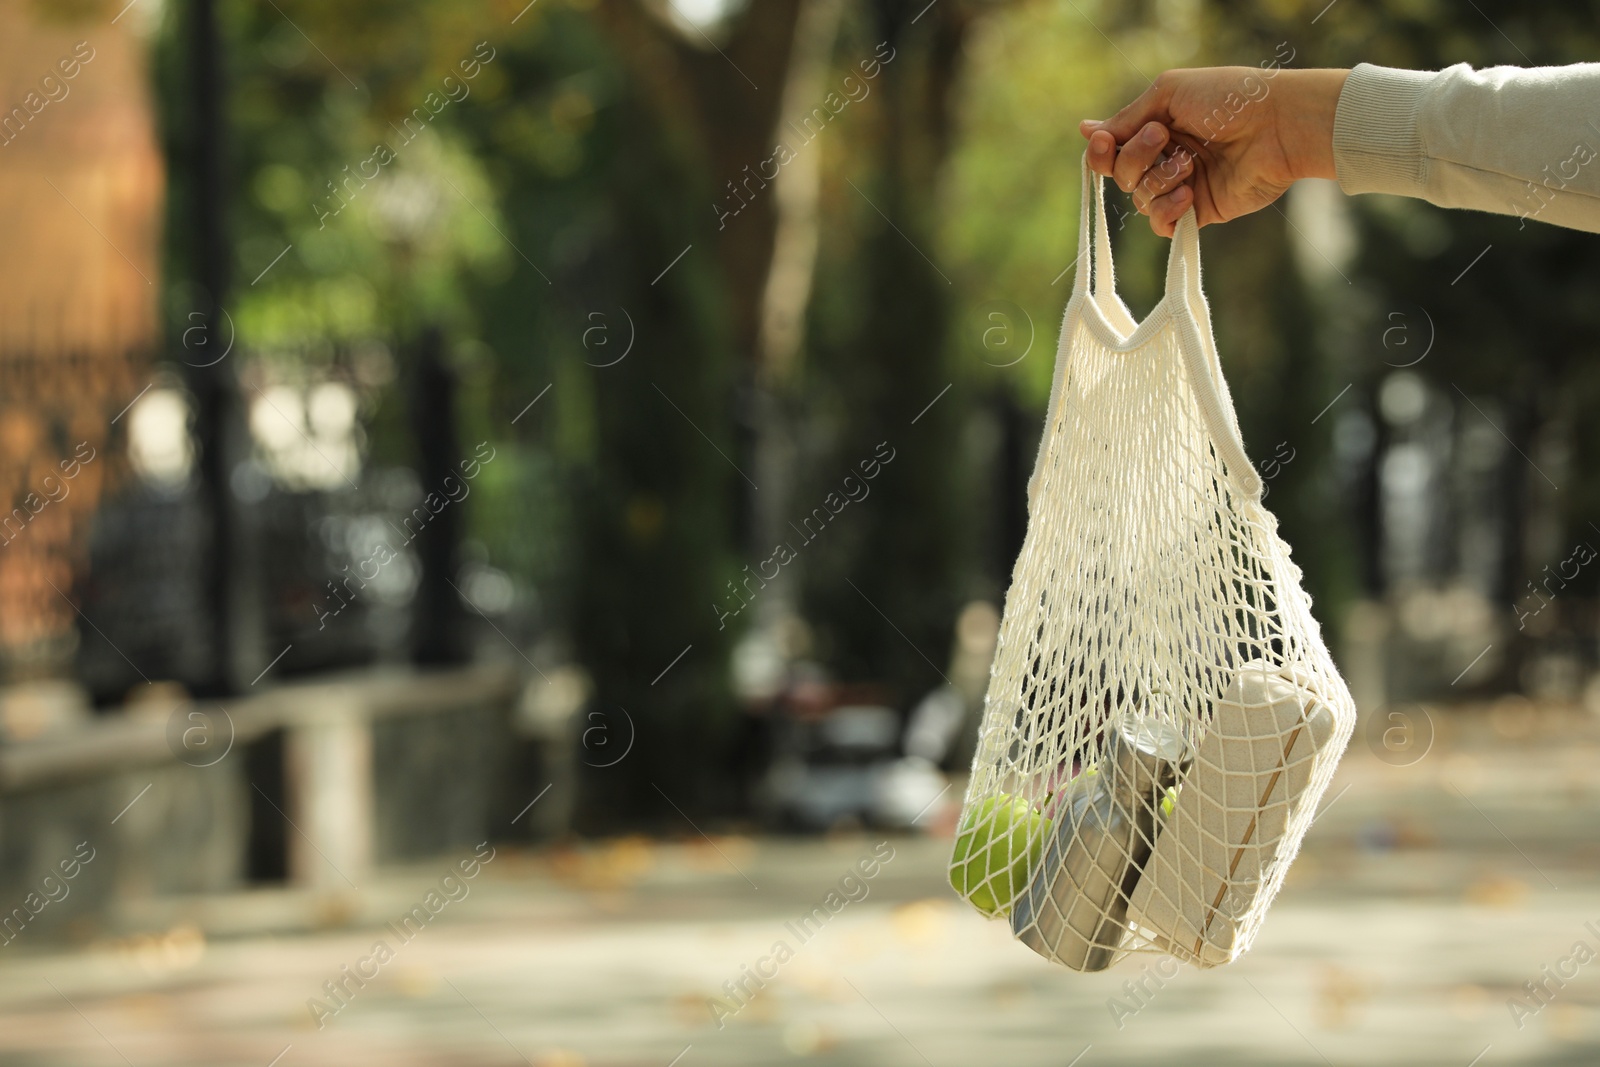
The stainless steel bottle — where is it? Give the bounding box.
[1011,716,1190,970]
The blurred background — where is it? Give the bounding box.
[2,0,1600,1063]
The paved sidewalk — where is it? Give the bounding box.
[2,706,1600,1065]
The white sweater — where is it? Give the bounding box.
[1333,62,1600,233]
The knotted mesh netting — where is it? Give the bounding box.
[950,155,1356,971]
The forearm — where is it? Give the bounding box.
[1332,62,1600,233]
[1275,68,1349,183]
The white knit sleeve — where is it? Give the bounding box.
[1333,61,1600,234]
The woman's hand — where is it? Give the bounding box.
[1079,67,1349,236]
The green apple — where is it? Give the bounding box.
[949,794,1049,917]
[1160,784,1179,818]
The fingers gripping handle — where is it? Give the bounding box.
[1062,153,1261,503]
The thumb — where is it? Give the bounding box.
[1083,75,1176,145]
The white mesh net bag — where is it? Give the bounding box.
[949,154,1357,971]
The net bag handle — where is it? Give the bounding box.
[1045,152,1261,503]
[1163,205,1262,500]
[1069,150,1131,323]
[1026,153,1116,509]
